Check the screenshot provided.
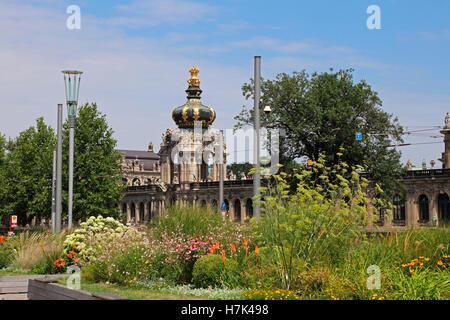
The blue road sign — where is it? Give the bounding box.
[355,132,362,141]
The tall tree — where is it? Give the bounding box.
[0,118,55,225]
[62,103,123,222]
[234,69,404,196]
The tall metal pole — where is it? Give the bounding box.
[51,150,56,233]
[63,70,82,230]
[68,113,75,230]
[55,104,63,232]
[253,56,261,217]
[219,129,224,212]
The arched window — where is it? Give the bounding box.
[393,195,405,221]
[418,194,429,222]
[130,203,136,221]
[139,203,145,222]
[224,199,230,212]
[438,193,450,224]
[246,199,253,219]
[122,203,127,215]
[234,199,241,222]
[122,177,128,185]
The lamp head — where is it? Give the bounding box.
[263,105,272,114]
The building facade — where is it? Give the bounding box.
[118,66,450,228]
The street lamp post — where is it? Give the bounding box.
[253,56,261,217]
[62,70,83,230]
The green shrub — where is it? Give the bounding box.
[0,246,14,269]
[192,254,239,289]
[250,152,386,289]
[64,215,137,262]
[242,264,280,289]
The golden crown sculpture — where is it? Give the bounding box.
[187,65,201,87]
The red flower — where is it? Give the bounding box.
[0,236,5,243]
[231,243,236,253]
[220,253,225,262]
[67,254,73,259]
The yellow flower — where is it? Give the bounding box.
[437,260,443,266]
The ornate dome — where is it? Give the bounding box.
[172,66,216,129]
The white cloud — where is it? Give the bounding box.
[113,0,219,27]
[0,1,247,153]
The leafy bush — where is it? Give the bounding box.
[0,246,14,269]
[151,205,247,249]
[250,152,388,289]
[242,264,280,289]
[64,215,137,262]
[84,228,152,284]
[192,254,238,289]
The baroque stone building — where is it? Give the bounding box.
[118,66,254,223]
[118,66,450,228]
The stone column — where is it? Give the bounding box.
[135,203,140,223]
[240,199,246,223]
[405,196,413,227]
[126,203,131,223]
[144,202,149,222]
[229,198,235,222]
[430,193,438,227]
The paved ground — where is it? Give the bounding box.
[0,275,69,300]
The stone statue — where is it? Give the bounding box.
[240,172,247,180]
[430,160,436,169]
[229,172,236,180]
[404,160,413,170]
[445,112,450,129]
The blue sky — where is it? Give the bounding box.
[1,0,449,167]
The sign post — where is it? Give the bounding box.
[10,215,17,233]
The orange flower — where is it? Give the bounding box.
[231,243,236,253]
[215,243,220,250]
[0,236,4,243]
[243,238,247,246]
[74,258,80,263]
[220,253,225,262]
[210,247,215,255]
[255,245,259,254]
[70,251,76,255]
[67,254,73,259]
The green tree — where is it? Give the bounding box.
[234,69,404,196]
[0,118,55,225]
[227,162,254,180]
[62,102,123,222]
